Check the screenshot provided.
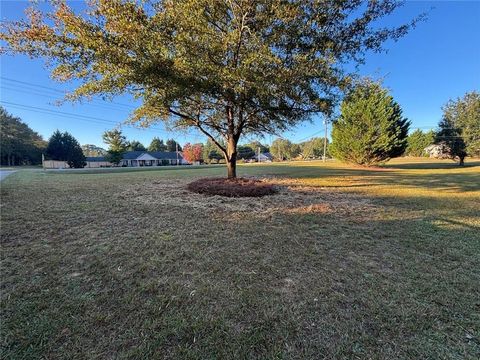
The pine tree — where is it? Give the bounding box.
[102,129,127,165]
[442,92,480,158]
[406,129,435,157]
[166,139,182,152]
[435,118,467,165]
[46,130,85,168]
[148,137,167,152]
[330,81,410,166]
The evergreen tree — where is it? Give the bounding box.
[406,129,435,157]
[148,137,167,152]
[102,129,127,165]
[442,92,480,157]
[435,117,467,165]
[0,107,46,165]
[237,145,255,160]
[330,81,410,166]
[102,129,127,152]
[127,140,146,151]
[203,139,223,164]
[46,130,85,168]
[166,139,182,152]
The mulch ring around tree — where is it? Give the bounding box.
[187,177,278,197]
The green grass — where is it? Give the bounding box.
[1,158,479,359]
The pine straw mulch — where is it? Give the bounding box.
[187,177,278,197]
[116,176,380,221]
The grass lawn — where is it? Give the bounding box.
[1,158,479,359]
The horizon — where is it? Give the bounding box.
[1,0,479,148]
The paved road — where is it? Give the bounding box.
[0,170,16,182]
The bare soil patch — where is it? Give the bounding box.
[187,177,278,197]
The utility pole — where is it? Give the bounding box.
[323,118,328,162]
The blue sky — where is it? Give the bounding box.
[1,0,479,148]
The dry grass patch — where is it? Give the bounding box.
[118,176,379,220]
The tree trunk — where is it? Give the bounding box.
[226,157,236,178]
[225,137,238,179]
[459,156,465,166]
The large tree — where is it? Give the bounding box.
[435,117,467,166]
[405,129,435,157]
[165,139,182,152]
[271,138,301,161]
[441,92,480,158]
[102,129,127,165]
[148,137,167,152]
[127,140,146,151]
[1,0,419,178]
[330,81,410,166]
[0,107,46,165]
[46,130,85,168]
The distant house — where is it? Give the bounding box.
[424,144,450,159]
[85,156,111,168]
[255,152,274,162]
[119,151,187,167]
[44,151,187,169]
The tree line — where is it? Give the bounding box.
[0,107,47,166]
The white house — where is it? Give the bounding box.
[43,151,187,169]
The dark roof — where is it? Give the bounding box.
[85,151,184,162]
[148,151,183,160]
[85,156,107,162]
[122,151,183,160]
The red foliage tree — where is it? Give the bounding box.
[182,143,204,163]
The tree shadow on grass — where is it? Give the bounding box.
[254,164,480,192]
[382,159,480,170]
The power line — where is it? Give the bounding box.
[1,85,132,113]
[0,76,136,109]
[0,101,168,134]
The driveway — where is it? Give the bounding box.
[0,170,16,182]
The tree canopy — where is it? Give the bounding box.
[46,130,85,168]
[183,143,204,163]
[330,81,410,166]
[148,137,167,152]
[82,144,107,157]
[127,140,146,152]
[1,0,419,177]
[271,138,301,161]
[0,107,46,165]
[441,91,480,158]
[166,139,182,152]
[405,129,435,157]
[435,117,467,166]
[300,137,328,159]
[102,129,127,165]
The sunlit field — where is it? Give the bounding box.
[1,158,479,359]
